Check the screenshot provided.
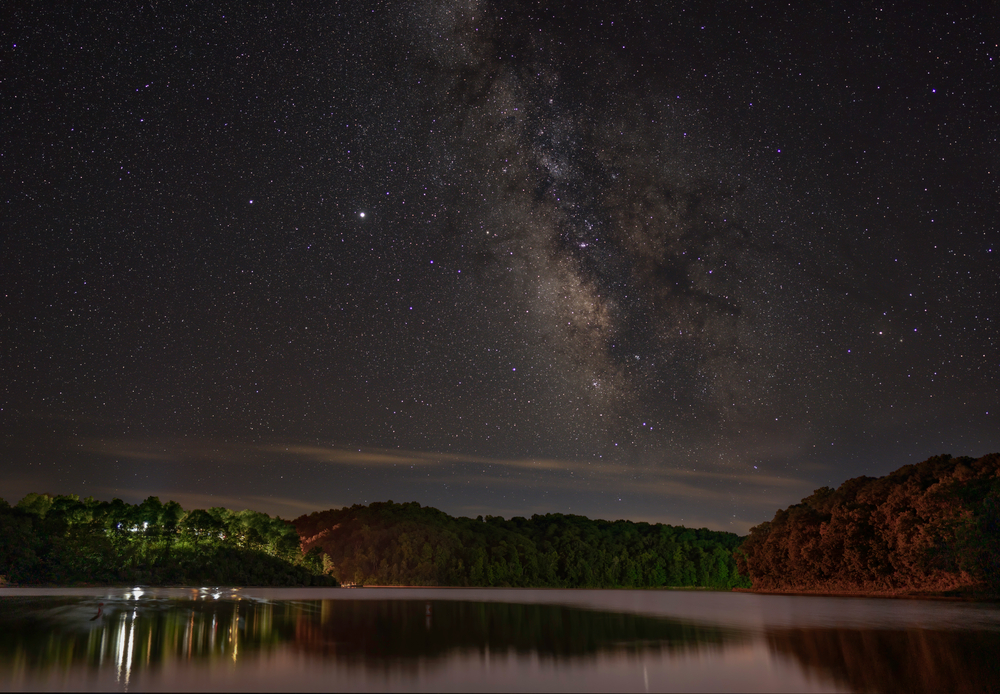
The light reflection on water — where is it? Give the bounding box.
[1,588,998,692]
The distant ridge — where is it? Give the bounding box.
[294,503,750,589]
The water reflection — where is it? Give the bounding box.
[0,593,287,685]
[297,599,741,661]
[0,590,997,692]
[766,627,1000,694]
[0,596,738,673]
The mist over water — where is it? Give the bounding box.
[1,588,998,692]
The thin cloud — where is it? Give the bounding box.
[75,437,818,524]
[260,443,576,471]
[80,438,251,464]
[82,437,816,491]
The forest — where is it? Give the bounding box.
[5,453,997,592]
[1,491,749,589]
[735,453,1000,595]
[0,494,335,586]
[294,503,750,589]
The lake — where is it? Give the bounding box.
[1,587,998,692]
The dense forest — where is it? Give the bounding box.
[735,453,1000,594]
[7,453,997,592]
[1,492,748,589]
[0,494,335,586]
[294,503,750,589]
[9,452,997,593]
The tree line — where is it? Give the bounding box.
[0,494,335,586]
[294,503,750,589]
[735,453,1000,594]
[9,450,996,593]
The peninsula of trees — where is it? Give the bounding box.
[0,494,335,586]
[735,453,1000,595]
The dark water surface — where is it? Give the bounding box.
[1,587,998,692]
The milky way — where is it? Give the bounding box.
[405,3,832,451]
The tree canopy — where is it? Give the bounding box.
[0,495,336,586]
[294,501,749,589]
[735,453,1000,594]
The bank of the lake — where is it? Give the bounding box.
[732,587,999,602]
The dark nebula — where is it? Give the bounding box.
[2,1,997,530]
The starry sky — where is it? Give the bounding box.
[3,1,998,532]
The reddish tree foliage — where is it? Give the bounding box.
[735,453,1000,594]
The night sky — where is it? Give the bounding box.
[3,1,998,532]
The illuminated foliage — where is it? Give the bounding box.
[0,496,336,586]
[735,453,1000,594]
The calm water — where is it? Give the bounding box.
[1,587,998,692]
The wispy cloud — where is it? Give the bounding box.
[259,443,577,472]
[262,442,818,515]
[84,435,816,483]
[81,438,250,463]
[260,443,810,490]
[74,436,817,526]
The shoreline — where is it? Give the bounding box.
[0,583,727,591]
[732,587,998,601]
[4,584,994,601]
